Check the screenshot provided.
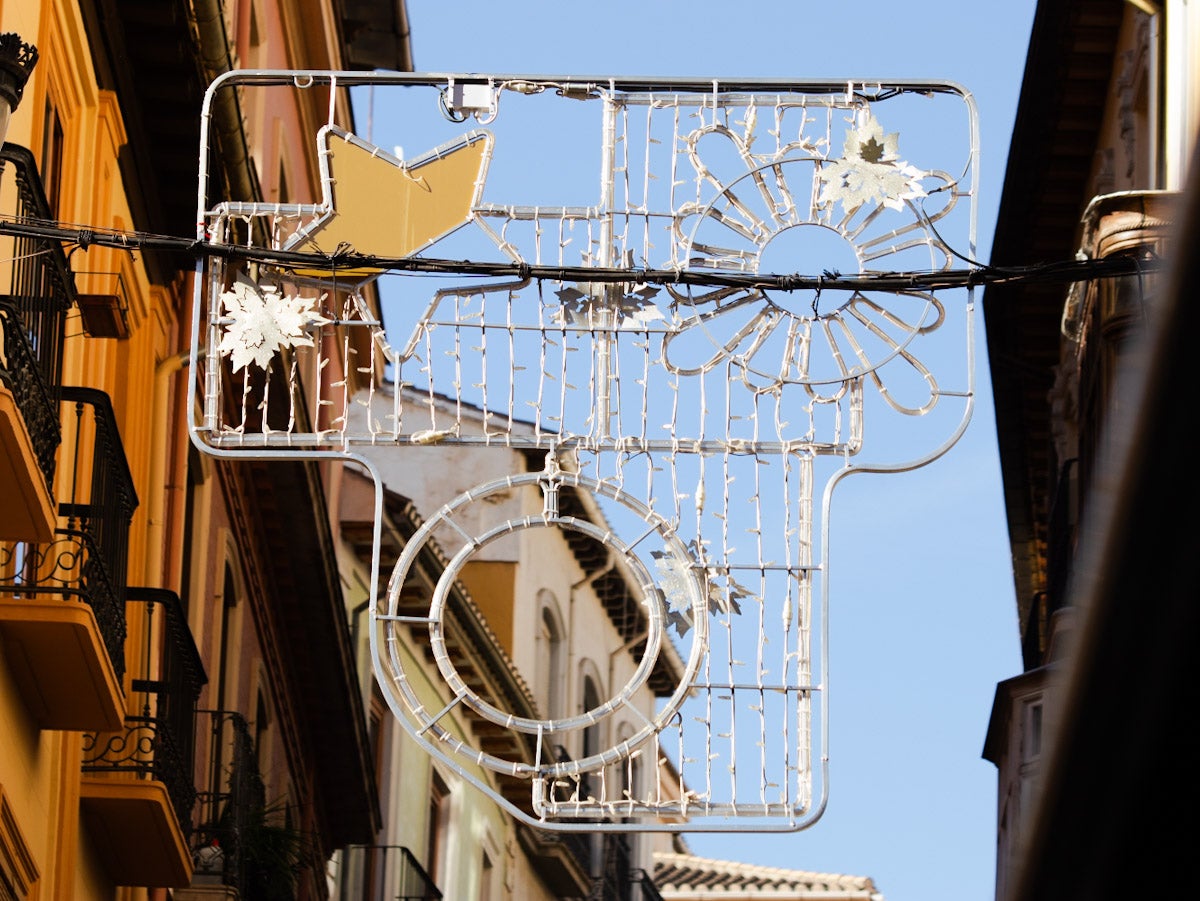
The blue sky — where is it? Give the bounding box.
[384,4,1037,900]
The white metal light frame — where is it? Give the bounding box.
[188,71,979,833]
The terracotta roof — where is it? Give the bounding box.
[653,851,880,899]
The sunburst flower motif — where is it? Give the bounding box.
[667,105,957,409]
[217,281,328,372]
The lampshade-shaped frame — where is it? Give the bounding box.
[0,32,38,114]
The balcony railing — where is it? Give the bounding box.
[335,845,443,900]
[81,588,207,827]
[0,386,137,680]
[594,835,664,901]
[192,710,265,888]
[192,710,319,899]
[0,143,76,483]
[517,823,596,898]
[0,298,59,490]
[628,869,665,901]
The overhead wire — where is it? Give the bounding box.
[0,214,1164,295]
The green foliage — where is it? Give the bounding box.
[228,798,316,901]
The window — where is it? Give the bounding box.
[277,158,290,204]
[480,847,495,901]
[427,771,451,888]
[39,99,63,218]
[1021,698,1043,764]
[216,562,241,711]
[244,0,266,68]
[534,592,564,719]
[255,686,272,777]
[1017,694,1044,838]
[580,676,602,800]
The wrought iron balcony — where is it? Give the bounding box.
[589,833,665,901]
[0,143,73,397]
[79,587,205,888]
[335,845,443,900]
[58,385,138,636]
[0,143,76,541]
[191,710,320,899]
[517,822,596,899]
[0,386,137,730]
[0,387,136,663]
[82,588,206,814]
[191,710,265,890]
[627,869,665,901]
[1,298,59,492]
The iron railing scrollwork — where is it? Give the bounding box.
[0,298,59,488]
[591,834,664,901]
[0,527,127,679]
[126,587,206,768]
[528,825,596,887]
[0,387,137,680]
[0,141,76,413]
[81,712,194,815]
[0,142,74,495]
[191,710,268,893]
[59,386,138,603]
[81,588,206,835]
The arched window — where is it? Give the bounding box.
[533,590,564,720]
[580,673,603,801]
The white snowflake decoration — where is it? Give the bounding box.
[816,110,927,214]
[653,550,697,636]
[217,281,328,372]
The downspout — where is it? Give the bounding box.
[189,0,262,212]
[146,344,192,586]
[150,2,256,587]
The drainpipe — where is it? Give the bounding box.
[146,344,199,586]
[147,0,258,588]
[190,0,262,209]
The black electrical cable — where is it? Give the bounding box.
[0,215,1165,294]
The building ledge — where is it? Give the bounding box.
[0,597,124,731]
[80,776,192,888]
[516,822,593,897]
[174,887,238,900]
[0,384,55,543]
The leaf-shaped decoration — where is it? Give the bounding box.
[815,110,927,215]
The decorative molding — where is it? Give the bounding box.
[0,788,39,899]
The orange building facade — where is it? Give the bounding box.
[0,2,409,897]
